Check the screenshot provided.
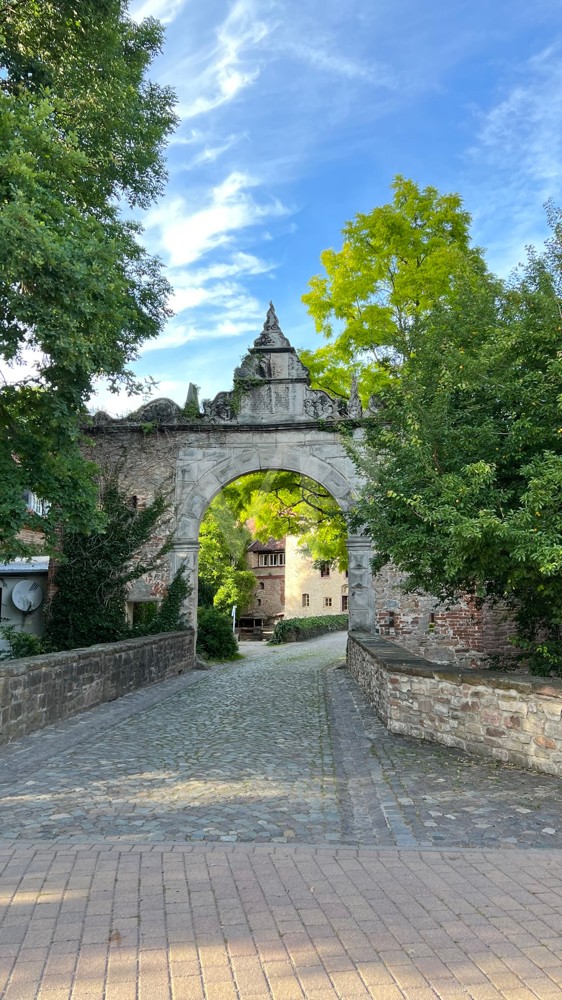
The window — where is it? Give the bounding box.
[341,595,348,611]
[23,490,50,517]
[130,601,158,627]
[324,597,332,608]
[302,593,310,607]
[257,598,261,606]
[259,581,264,590]
[320,562,330,577]
[258,552,285,567]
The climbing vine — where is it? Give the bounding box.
[45,475,185,651]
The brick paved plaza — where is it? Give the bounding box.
[0,633,560,998]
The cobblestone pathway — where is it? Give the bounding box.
[0,633,559,848]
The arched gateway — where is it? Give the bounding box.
[89,305,375,633]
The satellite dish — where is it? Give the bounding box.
[11,580,44,613]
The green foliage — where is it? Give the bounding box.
[349,207,562,674]
[196,606,239,660]
[198,494,254,612]
[222,472,348,569]
[0,623,44,660]
[301,175,488,401]
[136,567,189,636]
[269,614,349,644]
[45,476,172,650]
[213,568,256,614]
[0,0,178,558]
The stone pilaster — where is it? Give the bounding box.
[346,535,375,632]
[171,542,200,628]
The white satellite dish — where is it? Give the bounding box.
[11,580,44,613]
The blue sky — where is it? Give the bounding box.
[95,0,562,413]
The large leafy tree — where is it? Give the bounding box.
[198,494,256,614]
[351,210,562,674]
[45,476,185,651]
[228,472,348,569]
[301,175,488,400]
[0,1,177,557]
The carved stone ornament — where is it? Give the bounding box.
[253,301,291,349]
[303,389,339,420]
[126,398,183,424]
[91,410,112,425]
[347,375,363,419]
[201,391,236,423]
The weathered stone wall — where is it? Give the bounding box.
[0,630,194,745]
[348,632,562,777]
[373,562,517,668]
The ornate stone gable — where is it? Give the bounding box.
[201,302,362,425]
[91,304,363,428]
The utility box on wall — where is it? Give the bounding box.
[0,559,49,652]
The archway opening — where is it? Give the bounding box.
[195,469,349,651]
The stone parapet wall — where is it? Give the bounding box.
[0,630,194,745]
[347,632,562,777]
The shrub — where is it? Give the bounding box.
[197,606,239,660]
[0,624,44,660]
[269,614,348,644]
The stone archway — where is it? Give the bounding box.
[90,304,375,633]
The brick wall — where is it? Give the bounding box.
[348,632,562,777]
[0,630,194,745]
[373,563,517,668]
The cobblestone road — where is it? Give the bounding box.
[0,633,559,848]
[1,635,562,1000]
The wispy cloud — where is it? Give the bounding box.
[129,0,188,26]
[145,171,291,267]
[284,40,392,85]
[176,0,272,119]
[467,44,562,271]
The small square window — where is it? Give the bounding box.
[324,597,332,608]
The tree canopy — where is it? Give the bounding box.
[301,175,488,401]
[0,0,177,557]
[198,471,348,615]
[347,203,562,674]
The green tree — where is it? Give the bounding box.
[301,175,487,400]
[0,0,177,557]
[351,216,562,674]
[228,472,348,569]
[198,494,256,614]
[45,476,173,651]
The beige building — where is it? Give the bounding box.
[245,535,348,626]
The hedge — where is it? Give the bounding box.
[269,614,349,644]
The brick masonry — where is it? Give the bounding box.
[373,562,517,668]
[347,631,562,777]
[0,630,194,745]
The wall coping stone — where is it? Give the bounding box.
[0,630,194,677]
[349,630,562,698]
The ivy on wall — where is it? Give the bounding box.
[45,475,187,652]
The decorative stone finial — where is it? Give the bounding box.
[264,301,280,331]
[347,374,363,419]
[253,302,291,349]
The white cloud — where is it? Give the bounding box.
[284,40,391,85]
[186,132,247,168]
[176,0,272,119]
[129,0,188,25]
[145,171,290,267]
[468,44,562,271]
